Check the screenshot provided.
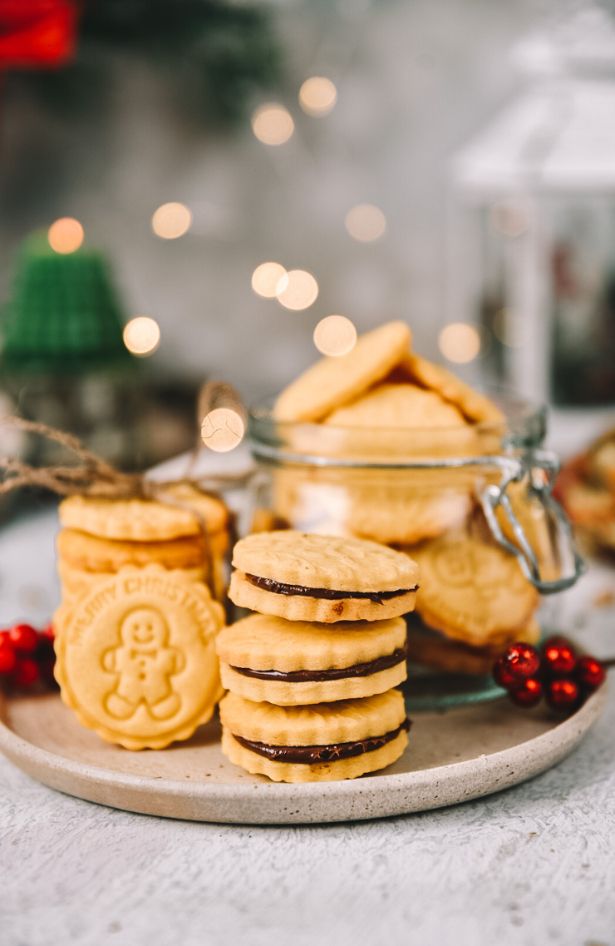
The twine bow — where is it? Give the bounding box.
[0,381,250,506]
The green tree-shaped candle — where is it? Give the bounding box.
[2,232,130,373]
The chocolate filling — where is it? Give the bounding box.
[230,646,407,683]
[245,573,417,605]
[233,718,411,765]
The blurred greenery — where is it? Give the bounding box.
[9,0,283,126]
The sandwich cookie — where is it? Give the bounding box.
[216,613,407,704]
[228,530,420,623]
[219,689,409,783]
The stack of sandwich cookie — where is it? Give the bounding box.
[218,530,419,782]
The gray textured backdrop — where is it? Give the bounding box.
[0,0,567,401]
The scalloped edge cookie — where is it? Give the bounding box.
[59,485,228,542]
[220,661,407,705]
[221,727,408,782]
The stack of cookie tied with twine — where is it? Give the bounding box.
[272,321,555,676]
[215,530,420,783]
[52,485,231,750]
[56,484,230,607]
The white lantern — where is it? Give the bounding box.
[449,4,615,424]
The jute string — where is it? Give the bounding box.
[0,382,250,573]
[0,381,248,501]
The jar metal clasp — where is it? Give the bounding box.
[480,449,585,594]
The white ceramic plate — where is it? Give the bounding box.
[0,688,606,824]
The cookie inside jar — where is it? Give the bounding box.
[249,321,573,705]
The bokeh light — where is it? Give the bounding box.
[493,308,526,348]
[151,202,192,240]
[344,204,386,242]
[123,316,161,357]
[251,104,295,146]
[313,315,357,357]
[201,408,245,453]
[490,201,529,238]
[276,269,319,311]
[48,218,84,254]
[251,261,288,298]
[438,323,481,364]
[299,77,337,116]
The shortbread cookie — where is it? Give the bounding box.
[57,558,208,603]
[587,429,615,492]
[217,613,407,704]
[342,483,472,545]
[274,321,411,422]
[219,689,409,782]
[324,383,468,430]
[562,478,615,526]
[229,530,419,622]
[411,534,538,646]
[59,484,228,542]
[396,352,504,425]
[56,528,223,573]
[271,466,472,544]
[54,565,224,749]
[406,617,541,676]
[323,382,478,461]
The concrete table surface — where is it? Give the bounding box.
[1,506,614,946]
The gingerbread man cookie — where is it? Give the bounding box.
[102,607,185,721]
[54,565,224,749]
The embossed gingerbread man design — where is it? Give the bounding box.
[103,607,185,721]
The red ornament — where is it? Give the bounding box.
[12,656,40,688]
[509,677,543,708]
[0,0,78,69]
[546,678,580,713]
[575,656,606,692]
[8,623,39,654]
[0,636,17,675]
[493,642,541,689]
[542,637,577,677]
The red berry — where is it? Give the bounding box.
[546,678,581,713]
[493,642,541,689]
[509,677,543,707]
[575,656,606,692]
[12,657,40,688]
[39,656,58,688]
[8,623,39,654]
[542,637,577,677]
[493,657,516,689]
[0,637,17,675]
[39,623,55,642]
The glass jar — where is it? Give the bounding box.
[248,393,584,709]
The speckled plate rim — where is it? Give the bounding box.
[0,687,606,825]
